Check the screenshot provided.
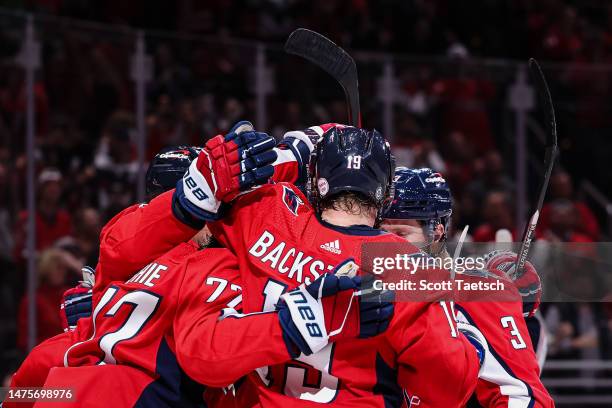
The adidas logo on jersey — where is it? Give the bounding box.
[320,239,341,254]
[249,230,335,284]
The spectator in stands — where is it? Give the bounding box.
[13,169,72,263]
[396,137,446,172]
[94,112,137,176]
[430,50,496,154]
[147,104,181,155]
[545,303,601,360]
[472,190,516,242]
[439,131,476,196]
[195,93,219,141]
[460,150,514,228]
[0,66,49,148]
[94,112,138,212]
[467,150,515,205]
[392,116,446,172]
[55,207,101,267]
[540,5,583,61]
[540,199,594,243]
[177,98,202,146]
[151,43,192,102]
[538,170,600,241]
[544,249,607,360]
[17,248,81,350]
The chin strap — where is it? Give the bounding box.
[422,217,452,257]
[420,219,439,256]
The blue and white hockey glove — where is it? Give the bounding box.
[277,259,395,357]
[174,121,277,222]
[60,266,95,331]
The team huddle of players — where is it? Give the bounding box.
[4,122,554,407]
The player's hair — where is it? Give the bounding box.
[319,191,379,218]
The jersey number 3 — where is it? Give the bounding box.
[501,316,527,350]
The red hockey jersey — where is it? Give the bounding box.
[93,190,196,302]
[91,132,309,301]
[7,134,313,407]
[63,242,300,406]
[456,291,554,407]
[8,243,301,408]
[208,182,480,407]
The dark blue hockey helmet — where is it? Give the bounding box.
[145,146,201,199]
[383,167,452,222]
[309,126,395,212]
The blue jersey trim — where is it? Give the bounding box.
[373,353,402,408]
[316,215,387,236]
[135,338,206,408]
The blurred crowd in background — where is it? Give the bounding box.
[1,0,612,400]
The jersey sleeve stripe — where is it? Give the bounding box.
[455,304,535,408]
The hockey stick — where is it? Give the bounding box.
[514,59,558,277]
[285,28,361,126]
[450,225,470,281]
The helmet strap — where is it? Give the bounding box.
[306,150,320,214]
[422,218,449,257]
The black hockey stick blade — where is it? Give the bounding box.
[515,58,559,276]
[285,28,361,126]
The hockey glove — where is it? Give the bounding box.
[60,266,95,331]
[277,259,394,357]
[274,123,345,186]
[174,121,277,221]
[281,123,344,149]
[484,250,542,317]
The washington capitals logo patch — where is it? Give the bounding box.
[282,185,304,216]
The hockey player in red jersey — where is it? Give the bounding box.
[11,236,393,407]
[5,146,211,408]
[169,122,482,407]
[5,138,274,405]
[82,123,305,311]
[59,124,315,330]
[35,241,391,408]
[5,147,204,407]
[380,167,554,408]
[6,125,396,407]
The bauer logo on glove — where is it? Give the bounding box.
[174,120,278,222]
[276,259,394,358]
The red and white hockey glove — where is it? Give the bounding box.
[60,266,95,331]
[484,250,542,317]
[277,259,394,357]
[174,121,277,221]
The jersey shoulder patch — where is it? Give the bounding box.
[281,185,304,216]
